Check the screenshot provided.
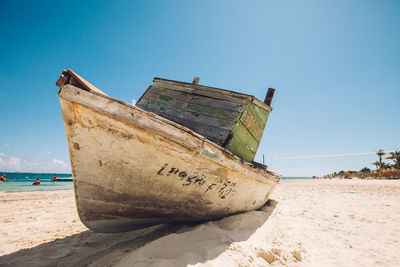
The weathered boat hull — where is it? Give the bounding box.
[58,84,280,233]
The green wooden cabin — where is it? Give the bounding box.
[136,77,275,163]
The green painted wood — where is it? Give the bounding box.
[226,102,270,162]
[137,99,232,143]
[230,121,259,154]
[137,99,235,130]
[226,135,256,163]
[148,86,192,104]
[185,103,239,121]
[139,92,188,109]
[239,105,264,142]
[140,91,241,122]
[247,102,270,128]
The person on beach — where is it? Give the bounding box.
[52,174,57,183]
[0,174,6,182]
[33,178,40,185]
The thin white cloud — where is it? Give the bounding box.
[46,150,52,155]
[0,153,5,165]
[52,159,67,168]
[0,153,39,172]
[0,153,70,172]
[131,99,136,105]
[8,156,22,170]
[3,144,10,148]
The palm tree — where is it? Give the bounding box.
[386,150,400,169]
[372,161,380,171]
[376,149,385,171]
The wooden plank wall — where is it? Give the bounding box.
[137,82,247,145]
[137,79,271,162]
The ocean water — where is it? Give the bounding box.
[0,172,73,192]
[0,173,312,192]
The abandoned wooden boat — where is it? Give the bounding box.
[56,69,280,233]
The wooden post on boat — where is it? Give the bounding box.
[264,88,275,107]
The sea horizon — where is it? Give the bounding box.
[0,172,313,193]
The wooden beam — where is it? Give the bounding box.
[264,88,275,107]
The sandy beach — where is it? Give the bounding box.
[1,179,399,266]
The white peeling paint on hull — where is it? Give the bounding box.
[59,84,280,233]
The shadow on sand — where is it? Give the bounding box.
[0,200,277,267]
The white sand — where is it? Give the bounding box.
[1,179,400,266]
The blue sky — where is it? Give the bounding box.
[0,0,399,176]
